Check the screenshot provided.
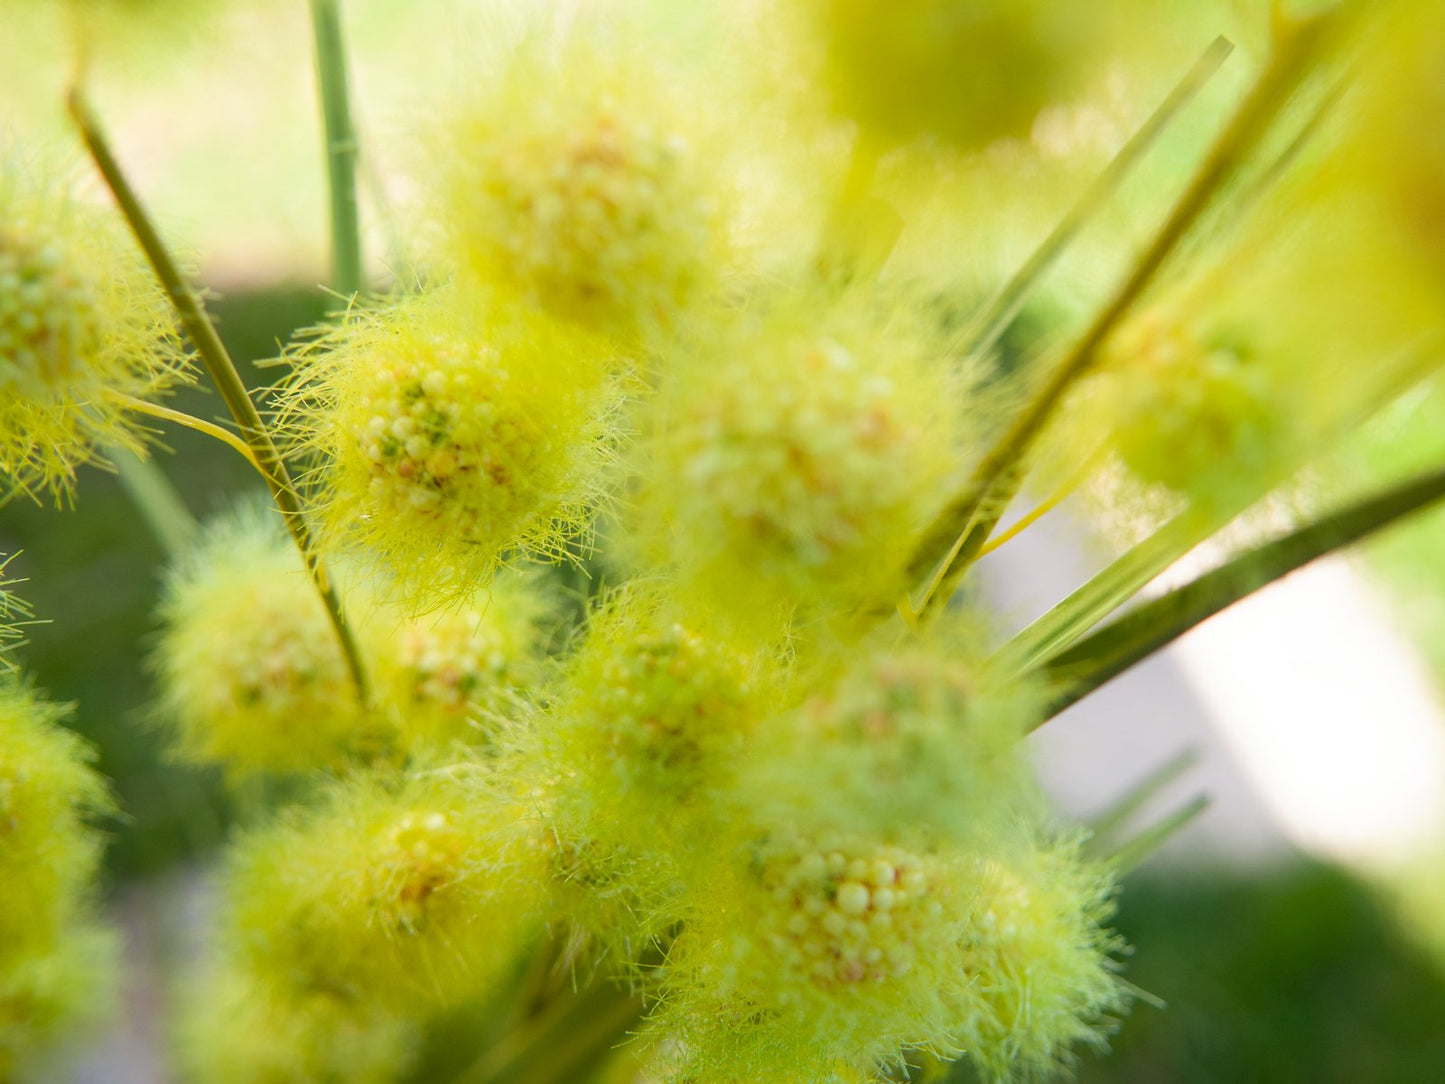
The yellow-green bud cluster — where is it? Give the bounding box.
[0,679,118,1076]
[223,765,546,1015]
[426,17,722,338]
[280,288,615,609]
[153,505,377,778]
[171,962,416,1084]
[1095,307,1279,504]
[533,592,772,962]
[658,827,1125,1082]
[634,297,963,628]
[378,574,544,754]
[746,634,1042,847]
[0,149,189,502]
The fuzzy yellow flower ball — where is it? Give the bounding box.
[425,15,724,337]
[225,765,548,1013]
[153,505,381,778]
[281,288,616,610]
[0,149,188,503]
[634,294,965,629]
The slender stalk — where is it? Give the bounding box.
[108,446,198,558]
[107,391,263,473]
[309,0,364,297]
[454,979,643,1084]
[908,15,1335,614]
[1109,794,1211,875]
[956,35,1235,363]
[1086,748,1201,852]
[68,87,371,705]
[1037,463,1445,720]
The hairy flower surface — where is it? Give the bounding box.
[425,14,725,337]
[172,961,417,1084]
[376,573,546,754]
[745,631,1043,848]
[280,287,616,610]
[225,765,547,1013]
[0,678,117,1075]
[153,505,379,778]
[657,829,972,1079]
[0,149,189,503]
[633,294,965,630]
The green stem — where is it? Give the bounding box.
[1086,748,1202,854]
[309,0,364,297]
[108,446,198,558]
[68,88,371,706]
[1037,463,1445,719]
[908,15,1333,613]
[453,979,643,1084]
[1109,794,1211,875]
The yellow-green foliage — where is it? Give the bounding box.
[280,286,617,610]
[0,678,118,1075]
[423,10,727,338]
[743,629,1044,848]
[375,572,547,755]
[632,290,967,630]
[172,961,417,1084]
[153,504,382,778]
[0,145,189,503]
[224,763,547,1014]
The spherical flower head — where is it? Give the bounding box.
[745,632,1042,848]
[280,288,617,611]
[377,572,546,754]
[426,17,724,337]
[805,0,1108,150]
[1092,306,1280,506]
[0,679,118,1074]
[0,679,113,958]
[634,296,964,629]
[529,588,777,969]
[226,764,548,1013]
[153,504,381,779]
[658,828,970,1078]
[953,839,1127,1081]
[1,920,118,1079]
[172,961,417,1084]
[0,147,189,503]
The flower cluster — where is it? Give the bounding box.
[8,0,1445,1081]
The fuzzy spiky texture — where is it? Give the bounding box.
[375,572,548,755]
[153,503,383,779]
[0,146,189,504]
[631,290,967,633]
[954,838,1127,1083]
[422,11,728,339]
[530,586,782,966]
[743,628,1044,849]
[223,763,548,1014]
[277,286,619,611]
[0,677,118,1076]
[171,960,418,1084]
